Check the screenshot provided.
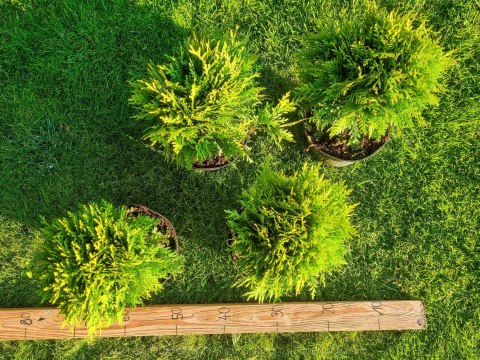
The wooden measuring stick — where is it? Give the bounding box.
[0,301,426,340]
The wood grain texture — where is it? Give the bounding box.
[0,301,426,340]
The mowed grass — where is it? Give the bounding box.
[0,0,479,359]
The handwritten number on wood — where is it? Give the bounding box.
[218,307,231,320]
[271,305,284,317]
[123,310,130,322]
[371,302,384,316]
[20,313,32,326]
[322,304,335,315]
[171,308,184,320]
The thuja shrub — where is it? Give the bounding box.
[226,163,356,302]
[296,1,454,145]
[28,201,183,336]
[129,31,295,168]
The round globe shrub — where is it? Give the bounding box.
[296,1,455,146]
[129,31,295,169]
[28,201,183,336]
[226,163,356,302]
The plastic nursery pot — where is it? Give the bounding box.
[304,126,390,168]
[192,154,232,171]
[129,204,179,251]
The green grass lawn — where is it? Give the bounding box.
[0,0,479,358]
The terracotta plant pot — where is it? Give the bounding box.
[304,126,389,167]
[129,204,179,251]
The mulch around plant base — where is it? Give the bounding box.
[308,130,389,161]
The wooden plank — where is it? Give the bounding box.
[0,301,426,340]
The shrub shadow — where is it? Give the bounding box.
[0,1,188,225]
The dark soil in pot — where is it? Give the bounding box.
[192,138,249,170]
[305,124,389,167]
[192,154,231,171]
[128,204,179,251]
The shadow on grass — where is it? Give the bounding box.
[0,0,249,305]
[0,0,187,224]
[1,0,300,304]
[258,66,298,103]
[0,0,408,309]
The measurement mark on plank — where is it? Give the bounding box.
[73,326,76,338]
[24,327,26,339]
[124,325,127,336]
[327,320,330,331]
[175,325,178,335]
[378,318,381,330]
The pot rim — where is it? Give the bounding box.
[192,160,231,171]
[128,204,179,251]
[304,125,390,164]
